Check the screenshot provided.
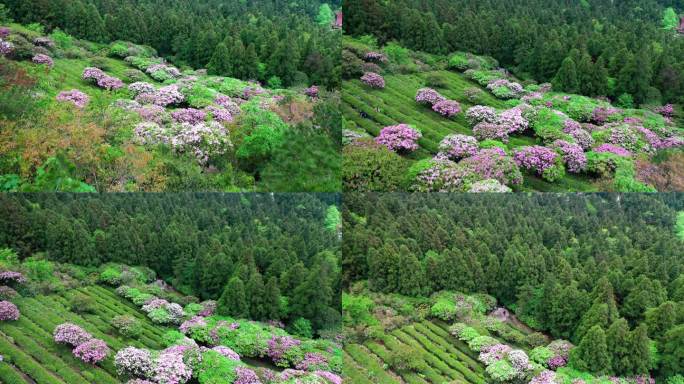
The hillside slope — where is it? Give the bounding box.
[342,37,684,192]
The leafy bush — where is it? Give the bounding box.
[468,335,499,351]
[69,293,95,314]
[111,315,142,338]
[387,346,425,372]
[99,266,122,285]
[343,140,409,191]
[529,346,554,365]
[431,298,457,321]
[289,318,313,339]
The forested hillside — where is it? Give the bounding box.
[345,0,684,105]
[343,193,684,381]
[0,193,342,333]
[1,0,341,89]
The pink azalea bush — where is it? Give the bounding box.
[171,108,206,125]
[153,351,192,384]
[314,370,343,384]
[33,37,54,48]
[179,316,208,334]
[530,370,557,384]
[594,143,631,157]
[364,52,388,63]
[82,67,124,90]
[0,39,14,56]
[295,352,328,371]
[214,95,242,115]
[0,301,19,321]
[0,271,27,284]
[412,157,472,192]
[56,90,89,109]
[267,335,302,366]
[53,323,92,347]
[205,106,233,123]
[304,85,319,98]
[439,134,479,160]
[432,100,461,117]
[128,82,156,96]
[479,344,512,366]
[115,347,154,378]
[466,106,498,125]
[513,146,559,175]
[210,346,240,361]
[473,122,509,143]
[198,300,217,317]
[137,84,185,107]
[415,88,446,106]
[655,104,674,118]
[486,79,524,99]
[73,339,110,364]
[551,140,587,173]
[360,72,385,89]
[375,124,422,153]
[591,107,620,125]
[609,125,639,151]
[234,367,262,384]
[32,54,54,68]
[0,27,9,38]
[563,120,594,150]
[459,148,523,186]
[469,179,512,193]
[498,107,528,133]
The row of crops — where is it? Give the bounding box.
[343,320,487,384]
[0,285,170,384]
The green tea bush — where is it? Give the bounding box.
[69,293,95,314]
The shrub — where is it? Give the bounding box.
[69,293,95,314]
[448,52,470,71]
[525,332,548,348]
[0,300,19,321]
[89,56,111,71]
[432,100,461,117]
[99,266,122,285]
[425,73,448,88]
[387,346,425,372]
[375,124,422,153]
[289,318,313,339]
[342,140,408,191]
[53,323,92,347]
[431,298,457,321]
[469,336,500,352]
[438,134,479,161]
[73,339,109,364]
[114,346,154,378]
[457,326,481,342]
[529,346,554,366]
[111,315,143,338]
[360,72,385,89]
[56,90,89,109]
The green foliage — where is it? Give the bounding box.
[69,293,95,313]
[162,330,185,347]
[196,351,240,384]
[430,298,457,321]
[530,108,573,143]
[236,102,288,168]
[383,42,410,65]
[23,257,54,282]
[530,346,554,365]
[289,317,313,339]
[316,3,335,25]
[448,52,470,71]
[387,346,426,372]
[324,205,341,232]
[99,266,122,285]
[109,42,129,58]
[486,359,519,382]
[467,335,499,352]
[616,93,634,108]
[342,293,377,326]
[111,315,143,338]
[343,140,409,191]
[663,8,679,30]
[50,29,74,49]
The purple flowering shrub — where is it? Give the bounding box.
[479,344,513,365]
[498,107,529,133]
[438,134,479,161]
[0,39,14,56]
[375,124,422,153]
[487,79,524,99]
[594,143,631,157]
[432,100,461,117]
[0,301,19,321]
[136,84,185,107]
[295,352,329,371]
[267,335,303,367]
[551,140,587,173]
[56,90,89,109]
[415,88,446,106]
[32,54,54,68]
[459,149,523,187]
[115,347,154,378]
[360,72,385,89]
[473,123,509,143]
[54,323,92,347]
[411,158,474,192]
[73,339,110,364]
[469,179,512,193]
[563,120,594,150]
[304,86,319,98]
[514,146,564,182]
[0,271,27,285]
[210,346,241,361]
[215,95,242,116]
[466,106,498,126]
[655,104,674,118]
[153,350,192,384]
[608,125,640,152]
[364,51,388,63]
[171,108,207,125]
[205,106,233,123]
[128,82,156,96]
[235,366,262,384]
[82,67,124,90]
[179,316,208,335]
[530,370,557,384]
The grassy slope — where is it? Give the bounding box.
[342,60,600,191]
[343,319,487,384]
[0,284,171,384]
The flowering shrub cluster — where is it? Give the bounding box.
[54,323,93,347]
[412,158,473,192]
[514,146,562,181]
[594,143,631,157]
[179,316,207,334]
[415,88,446,106]
[608,125,640,152]
[33,37,54,48]
[32,54,54,68]
[563,120,594,150]
[56,90,90,109]
[135,121,232,165]
[375,124,422,153]
[466,106,498,125]
[360,72,385,88]
[205,106,233,123]
[115,347,154,378]
[530,370,557,384]
[469,179,512,193]
[73,339,110,364]
[171,108,206,125]
[438,134,479,161]
[655,104,674,118]
[234,366,262,384]
[53,323,109,364]
[0,39,13,56]
[304,85,319,98]
[146,64,181,82]
[153,349,192,384]
[486,79,524,99]
[129,82,156,96]
[364,51,388,63]
[214,95,242,116]
[432,99,461,117]
[0,271,27,284]
[295,353,328,371]
[473,122,509,143]
[267,335,302,367]
[498,107,528,133]
[591,107,620,125]
[0,27,9,38]
[551,140,587,173]
[0,301,19,321]
[82,67,124,90]
[459,148,523,187]
[211,346,241,361]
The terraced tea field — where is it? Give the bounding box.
[343,70,598,192]
[343,320,486,384]
[0,285,170,384]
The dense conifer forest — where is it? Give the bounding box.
[342,193,684,383]
[2,0,341,89]
[0,193,342,333]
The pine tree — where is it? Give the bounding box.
[661,324,684,377]
[627,324,651,375]
[207,42,231,76]
[606,318,631,375]
[552,57,579,93]
[264,276,282,320]
[245,271,265,319]
[644,301,676,340]
[572,325,611,374]
[217,277,248,318]
[574,302,610,343]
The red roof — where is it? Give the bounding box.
[334,11,342,28]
